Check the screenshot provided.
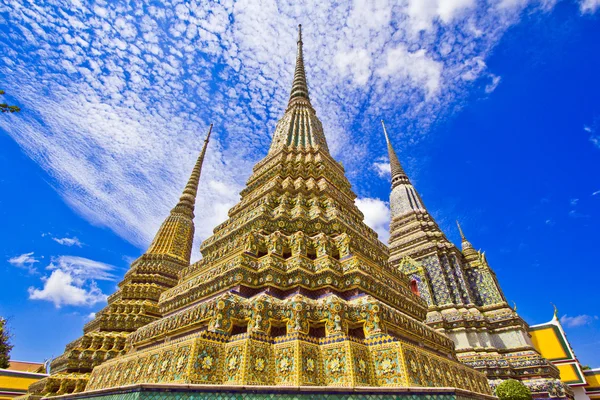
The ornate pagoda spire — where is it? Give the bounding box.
[172,124,213,217]
[147,124,212,262]
[27,128,214,399]
[288,24,310,105]
[381,120,409,188]
[381,120,424,218]
[268,25,329,154]
[456,220,473,250]
[456,220,478,259]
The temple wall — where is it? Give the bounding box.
[491,329,530,350]
[447,330,493,351]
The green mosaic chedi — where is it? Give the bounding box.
[382,117,568,399]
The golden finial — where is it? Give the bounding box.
[552,303,559,320]
[512,301,517,312]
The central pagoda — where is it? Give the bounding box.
[81,26,491,398]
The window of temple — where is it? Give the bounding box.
[230,322,248,335]
[257,244,268,258]
[306,245,317,260]
[282,245,292,259]
[270,324,287,337]
[348,323,366,339]
[308,322,326,338]
[331,246,340,260]
[410,279,420,297]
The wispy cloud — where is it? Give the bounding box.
[28,256,117,308]
[372,157,391,177]
[580,0,600,13]
[584,122,600,149]
[8,252,40,274]
[485,74,502,93]
[355,197,391,243]
[52,236,83,247]
[593,190,600,196]
[568,197,590,218]
[0,0,595,261]
[560,314,598,328]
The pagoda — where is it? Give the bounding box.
[381,121,569,399]
[42,26,496,399]
[26,126,213,398]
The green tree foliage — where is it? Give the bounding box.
[0,90,20,113]
[0,317,13,369]
[495,379,533,400]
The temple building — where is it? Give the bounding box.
[382,121,569,399]
[0,361,47,399]
[530,310,600,400]
[25,26,494,400]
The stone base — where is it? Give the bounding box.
[52,383,497,400]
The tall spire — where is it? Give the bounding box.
[456,220,473,250]
[268,25,329,154]
[147,124,212,262]
[288,24,310,105]
[381,120,409,188]
[172,124,213,217]
[456,220,479,260]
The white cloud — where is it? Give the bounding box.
[570,198,579,206]
[377,46,443,98]
[52,236,83,247]
[407,0,476,32]
[592,190,600,196]
[485,75,502,93]
[560,314,597,328]
[584,121,600,149]
[355,197,391,243]
[580,0,600,13]
[334,48,372,85]
[87,312,96,320]
[28,256,116,308]
[373,160,391,177]
[8,252,39,274]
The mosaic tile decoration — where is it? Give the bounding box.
[61,387,486,400]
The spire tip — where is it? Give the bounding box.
[456,220,465,240]
[381,120,390,144]
[205,123,213,142]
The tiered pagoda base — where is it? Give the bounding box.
[80,292,491,395]
[52,384,496,400]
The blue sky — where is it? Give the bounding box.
[1,0,599,367]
